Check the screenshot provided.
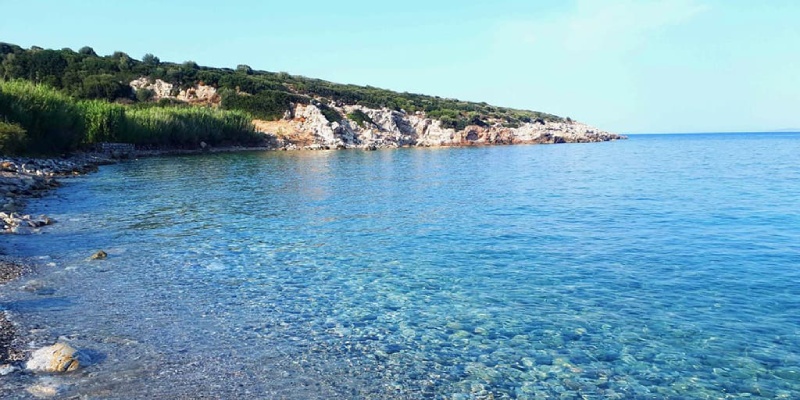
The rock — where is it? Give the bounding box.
[0,161,16,172]
[90,250,108,260]
[21,280,46,292]
[2,211,55,233]
[0,363,18,375]
[130,77,219,105]
[262,102,624,150]
[32,215,54,227]
[25,343,80,373]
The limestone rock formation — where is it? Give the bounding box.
[254,103,624,150]
[129,78,219,105]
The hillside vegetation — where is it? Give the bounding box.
[0,42,565,155]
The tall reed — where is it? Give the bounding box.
[0,80,261,155]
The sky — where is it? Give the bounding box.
[1,0,798,134]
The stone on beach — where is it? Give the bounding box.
[1,212,54,233]
[25,342,81,373]
[26,380,65,398]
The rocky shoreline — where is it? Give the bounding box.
[0,154,118,382]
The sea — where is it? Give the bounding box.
[1,132,799,399]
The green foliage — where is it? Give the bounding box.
[221,90,308,121]
[0,80,261,155]
[122,106,259,147]
[135,88,155,102]
[78,46,97,56]
[81,74,132,101]
[78,100,126,143]
[142,53,160,66]
[236,64,253,75]
[0,80,84,154]
[316,102,342,122]
[347,109,375,128]
[0,120,27,154]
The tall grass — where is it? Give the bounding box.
[0,80,83,154]
[123,107,259,147]
[79,100,126,143]
[0,80,261,155]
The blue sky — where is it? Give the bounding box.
[1,0,798,133]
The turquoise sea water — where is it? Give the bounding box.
[2,133,800,399]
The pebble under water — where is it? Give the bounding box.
[2,133,800,399]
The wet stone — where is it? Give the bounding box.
[25,343,81,373]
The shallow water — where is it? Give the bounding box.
[2,133,800,399]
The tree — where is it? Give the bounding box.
[81,74,131,101]
[142,53,160,66]
[236,64,253,75]
[29,50,68,88]
[78,46,97,56]
[118,54,134,72]
[0,53,20,80]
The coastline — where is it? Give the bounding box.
[0,153,117,370]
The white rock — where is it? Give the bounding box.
[25,343,80,373]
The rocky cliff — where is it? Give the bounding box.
[253,102,624,150]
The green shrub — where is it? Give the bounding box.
[81,74,131,101]
[0,79,84,154]
[135,88,154,102]
[221,90,308,121]
[316,102,342,122]
[347,109,375,128]
[0,120,27,154]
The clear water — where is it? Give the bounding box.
[2,133,800,399]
